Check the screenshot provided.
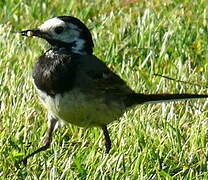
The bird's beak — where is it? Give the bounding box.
[20,29,50,39]
[21,29,41,37]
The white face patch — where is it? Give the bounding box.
[72,39,86,54]
[37,17,86,54]
[38,17,81,43]
[38,17,66,33]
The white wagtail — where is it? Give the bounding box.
[20,16,208,164]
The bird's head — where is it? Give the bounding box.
[21,16,94,55]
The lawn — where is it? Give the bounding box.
[0,0,208,179]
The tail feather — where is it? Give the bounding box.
[125,93,208,107]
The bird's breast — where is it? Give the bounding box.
[32,51,79,96]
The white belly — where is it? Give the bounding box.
[37,88,124,127]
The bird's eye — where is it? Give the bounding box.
[54,26,64,34]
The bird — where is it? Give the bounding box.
[20,16,208,164]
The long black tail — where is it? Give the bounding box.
[125,93,208,107]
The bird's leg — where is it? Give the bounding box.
[22,116,58,165]
[102,125,111,153]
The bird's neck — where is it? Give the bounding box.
[48,38,93,55]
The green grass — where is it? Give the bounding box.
[1,0,208,179]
